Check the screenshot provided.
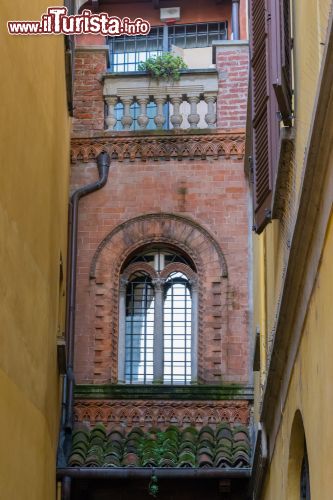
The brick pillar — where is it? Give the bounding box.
[73,36,108,134]
[214,40,249,129]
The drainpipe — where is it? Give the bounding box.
[64,151,111,431]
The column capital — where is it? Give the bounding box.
[152,277,166,291]
[119,276,128,292]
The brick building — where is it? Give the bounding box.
[57,1,252,498]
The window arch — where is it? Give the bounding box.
[300,446,311,500]
[287,410,311,500]
[118,246,198,385]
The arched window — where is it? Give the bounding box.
[287,411,311,500]
[300,447,311,500]
[118,247,198,385]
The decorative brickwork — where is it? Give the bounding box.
[70,131,245,163]
[89,213,228,384]
[74,399,250,430]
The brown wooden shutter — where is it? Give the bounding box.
[272,0,293,126]
[250,0,273,233]
[64,0,75,116]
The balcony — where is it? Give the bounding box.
[103,69,218,132]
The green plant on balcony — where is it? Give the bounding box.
[138,52,187,82]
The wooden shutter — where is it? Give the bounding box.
[250,0,273,233]
[64,0,75,116]
[272,0,293,126]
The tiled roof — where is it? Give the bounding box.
[68,423,251,468]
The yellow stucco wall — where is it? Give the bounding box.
[253,0,333,403]
[0,2,70,499]
[251,0,333,497]
[261,210,333,500]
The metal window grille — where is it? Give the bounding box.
[163,272,192,385]
[109,26,164,72]
[168,22,228,49]
[125,272,154,383]
[129,247,194,271]
[123,249,195,385]
[108,22,228,73]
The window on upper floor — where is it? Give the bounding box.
[107,21,224,131]
[108,22,228,73]
[119,246,198,385]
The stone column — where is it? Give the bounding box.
[170,96,183,129]
[154,96,166,129]
[105,96,118,130]
[152,277,165,383]
[187,95,200,129]
[204,93,217,128]
[118,277,128,383]
[121,97,133,131]
[137,96,150,129]
[232,0,240,40]
[190,278,199,383]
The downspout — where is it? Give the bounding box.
[64,151,111,431]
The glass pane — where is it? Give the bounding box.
[125,272,155,383]
[163,272,192,384]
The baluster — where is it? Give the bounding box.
[105,96,118,131]
[137,96,149,130]
[204,93,217,128]
[170,96,183,129]
[121,96,133,131]
[187,95,200,129]
[154,96,166,129]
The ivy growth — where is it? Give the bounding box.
[138,53,188,82]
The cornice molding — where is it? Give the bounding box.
[70,130,245,163]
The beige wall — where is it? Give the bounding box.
[0,2,70,499]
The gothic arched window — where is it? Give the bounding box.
[300,447,311,500]
[118,247,198,385]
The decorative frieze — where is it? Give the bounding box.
[74,399,250,431]
[71,131,245,163]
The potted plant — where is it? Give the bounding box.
[138,52,187,82]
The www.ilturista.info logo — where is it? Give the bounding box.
[7,7,151,36]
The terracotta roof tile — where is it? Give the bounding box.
[68,423,251,468]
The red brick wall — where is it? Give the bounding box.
[71,153,249,385]
[72,48,107,133]
[216,43,249,129]
[71,38,250,387]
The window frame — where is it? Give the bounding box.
[118,252,199,385]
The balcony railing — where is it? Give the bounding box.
[103,69,218,132]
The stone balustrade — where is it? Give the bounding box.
[103,69,218,131]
